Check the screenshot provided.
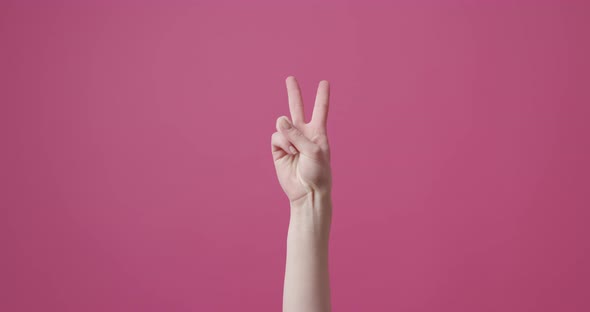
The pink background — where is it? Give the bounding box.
[2,1,589,311]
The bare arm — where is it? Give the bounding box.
[271,76,332,312]
[284,191,332,312]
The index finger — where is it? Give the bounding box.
[285,76,305,125]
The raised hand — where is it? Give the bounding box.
[271,76,332,205]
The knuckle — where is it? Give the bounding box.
[311,133,327,144]
[271,132,280,143]
[289,128,302,137]
[309,144,322,156]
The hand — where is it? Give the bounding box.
[271,76,332,205]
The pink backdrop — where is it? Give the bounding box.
[2,1,589,311]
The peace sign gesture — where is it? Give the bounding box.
[271,76,332,205]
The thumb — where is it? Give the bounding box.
[276,116,319,156]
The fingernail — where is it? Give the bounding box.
[289,146,298,154]
[280,118,292,130]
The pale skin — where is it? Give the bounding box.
[271,76,332,312]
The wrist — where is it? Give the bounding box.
[288,189,332,240]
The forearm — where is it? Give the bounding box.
[283,190,332,312]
